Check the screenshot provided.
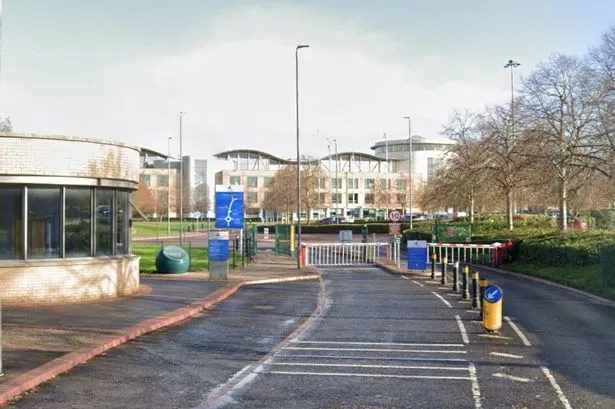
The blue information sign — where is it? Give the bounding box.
[407,240,428,270]
[215,185,244,229]
[209,230,230,261]
[483,285,503,303]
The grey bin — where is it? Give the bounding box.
[155,246,190,274]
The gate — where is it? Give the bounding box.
[302,242,390,266]
[274,224,293,256]
[428,242,502,266]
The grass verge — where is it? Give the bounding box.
[133,244,243,273]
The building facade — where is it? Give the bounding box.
[0,132,141,305]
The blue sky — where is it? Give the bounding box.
[2,0,615,167]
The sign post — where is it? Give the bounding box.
[215,185,245,229]
[407,240,428,271]
[208,230,230,279]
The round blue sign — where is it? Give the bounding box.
[483,285,503,303]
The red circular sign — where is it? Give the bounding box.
[389,210,401,222]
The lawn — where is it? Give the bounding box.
[132,243,243,273]
[132,220,211,238]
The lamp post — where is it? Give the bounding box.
[403,116,413,230]
[332,138,338,220]
[179,111,185,245]
[295,44,309,269]
[326,138,332,217]
[504,59,520,138]
[167,136,172,237]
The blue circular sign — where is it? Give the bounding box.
[483,285,503,303]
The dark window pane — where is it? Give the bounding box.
[0,188,23,259]
[96,189,114,256]
[116,191,129,255]
[66,188,92,257]
[28,187,61,258]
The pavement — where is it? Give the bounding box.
[0,251,318,406]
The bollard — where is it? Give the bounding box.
[471,272,480,308]
[479,278,489,319]
[431,253,437,280]
[440,257,448,285]
[482,285,503,333]
[452,262,460,293]
[462,266,470,300]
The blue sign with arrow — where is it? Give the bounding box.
[215,185,244,229]
[407,240,428,270]
[483,285,503,303]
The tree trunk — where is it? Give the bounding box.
[506,189,514,231]
[469,189,475,224]
[559,174,568,231]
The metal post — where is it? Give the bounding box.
[471,271,480,308]
[441,257,448,285]
[453,261,459,293]
[462,265,470,299]
[179,112,185,245]
[403,116,413,229]
[295,44,309,269]
[334,139,338,220]
[167,136,172,237]
[431,253,437,280]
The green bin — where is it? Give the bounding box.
[156,246,190,274]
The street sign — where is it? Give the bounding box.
[388,223,401,235]
[483,285,503,303]
[339,230,353,243]
[215,185,244,229]
[407,240,428,270]
[209,230,230,261]
[389,210,401,222]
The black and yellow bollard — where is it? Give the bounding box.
[462,266,470,300]
[452,262,460,293]
[440,257,448,285]
[471,271,480,308]
[431,253,437,280]
[483,285,503,333]
[479,278,489,319]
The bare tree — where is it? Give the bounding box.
[132,182,156,216]
[192,183,210,214]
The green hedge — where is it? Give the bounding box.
[601,245,615,285]
[257,223,413,234]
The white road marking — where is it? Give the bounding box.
[466,309,480,313]
[284,347,466,354]
[455,315,469,344]
[401,276,410,280]
[268,371,472,380]
[438,286,450,290]
[477,334,513,340]
[290,340,464,347]
[490,352,524,359]
[267,362,469,371]
[541,366,573,409]
[275,354,468,362]
[411,280,425,287]
[468,363,482,409]
[458,300,471,304]
[505,316,532,347]
[431,291,453,308]
[492,372,534,383]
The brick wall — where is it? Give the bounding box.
[0,256,140,305]
[0,133,140,183]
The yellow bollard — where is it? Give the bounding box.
[482,285,503,332]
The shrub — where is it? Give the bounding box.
[601,245,615,285]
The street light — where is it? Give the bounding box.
[504,59,521,138]
[295,44,309,270]
[179,111,185,245]
[403,116,413,230]
[167,136,172,237]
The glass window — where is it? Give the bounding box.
[230,176,241,185]
[331,178,342,189]
[347,178,359,189]
[380,179,390,189]
[396,179,407,190]
[116,191,129,255]
[95,189,114,256]
[396,193,407,204]
[140,175,151,186]
[332,193,342,204]
[0,188,23,259]
[247,176,258,188]
[365,178,375,189]
[318,178,327,189]
[263,176,273,187]
[28,187,61,258]
[158,175,169,187]
[319,192,327,204]
[65,188,92,257]
[246,192,258,204]
[347,193,359,204]
[365,193,374,204]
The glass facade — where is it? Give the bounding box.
[0,186,131,260]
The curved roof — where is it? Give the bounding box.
[213,149,400,163]
[370,135,454,150]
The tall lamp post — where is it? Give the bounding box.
[167,136,172,237]
[504,59,520,138]
[179,111,185,245]
[295,44,309,269]
[403,116,413,230]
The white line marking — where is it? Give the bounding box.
[284,347,466,354]
[268,362,469,371]
[455,315,469,344]
[411,280,425,287]
[477,334,513,340]
[268,371,472,380]
[458,300,471,304]
[505,316,532,347]
[466,310,480,313]
[401,275,410,280]
[490,352,524,359]
[468,363,482,409]
[541,366,573,409]
[431,291,452,308]
[275,354,468,362]
[492,372,534,383]
[290,341,464,347]
[438,286,450,290]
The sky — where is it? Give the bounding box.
[1,0,615,182]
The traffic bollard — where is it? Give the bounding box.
[441,257,448,285]
[483,285,503,333]
[471,272,480,308]
[479,278,489,320]
[462,266,470,300]
[452,262,460,293]
[431,253,437,280]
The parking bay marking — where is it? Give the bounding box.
[284,347,467,354]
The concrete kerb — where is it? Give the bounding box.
[475,264,615,309]
[0,272,321,406]
[375,262,431,278]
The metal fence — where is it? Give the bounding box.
[302,242,390,266]
[429,242,501,266]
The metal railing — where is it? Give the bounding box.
[429,242,501,266]
[302,242,390,266]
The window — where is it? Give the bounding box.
[247,176,258,188]
[347,193,359,204]
[348,178,359,189]
[396,193,407,204]
[116,191,129,255]
[396,179,407,190]
[246,192,258,204]
[331,178,342,189]
[365,179,375,189]
[364,193,375,204]
[140,175,151,186]
[263,176,273,187]
[332,193,342,204]
[230,176,241,185]
[158,175,169,187]
[380,179,390,189]
[319,192,328,204]
[65,188,92,257]
[95,189,114,256]
[428,157,442,181]
[318,178,327,189]
[0,188,23,259]
[27,187,61,258]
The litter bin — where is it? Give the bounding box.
[156,246,190,274]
